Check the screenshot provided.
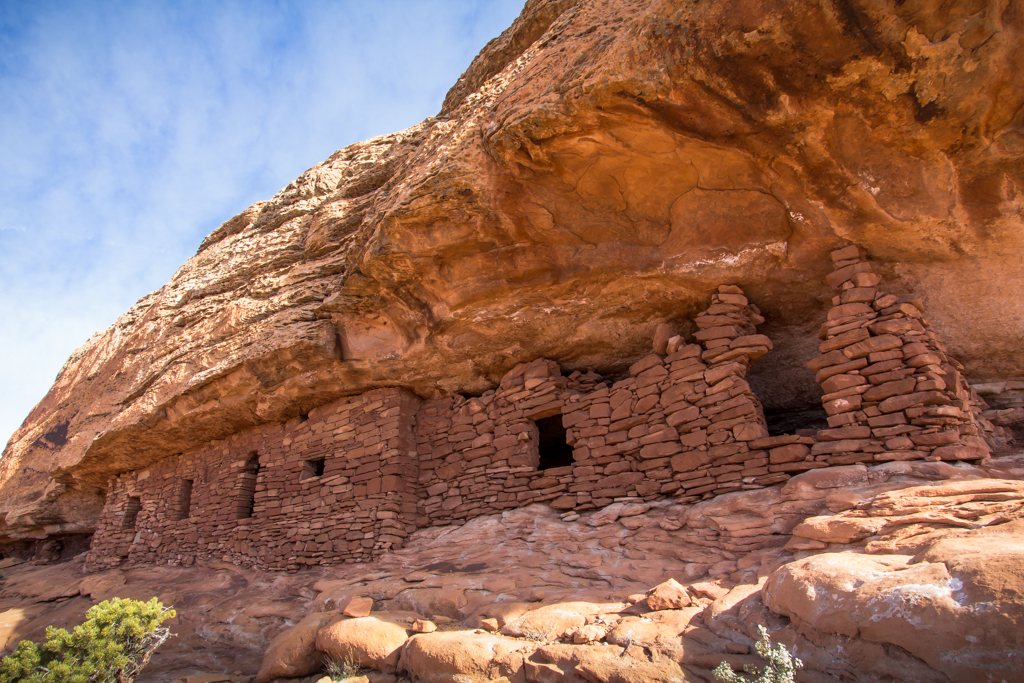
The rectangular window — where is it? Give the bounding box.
[121,496,141,531]
[176,479,194,520]
[301,457,326,481]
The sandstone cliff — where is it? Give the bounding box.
[2,0,1023,546]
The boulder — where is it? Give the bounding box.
[411,619,436,633]
[645,579,690,611]
[400,631,536,683]
[256,610,337,683]
[315,612,415,672]
[605,608,700,649]
[764,522,1024,683]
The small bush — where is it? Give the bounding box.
[713,624,803,683]
[323,652,361,681]
[0,597,175,683]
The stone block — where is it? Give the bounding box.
[825,262,872,288]
[640,442,683,459]
[733,422,769,441]
[821,373,868,394]
[831,245,861,262]
[653,323,673,355]
[824,394,863,416]
[671,450,710,473]
[819,328,870,353]
[770,444,811,464]
[862,378,917,402]
[343,596,373,618]
[629,355,664,376]
[842,334,902,360]
[878,391,949,414]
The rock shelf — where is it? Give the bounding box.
[86,248,1011,572]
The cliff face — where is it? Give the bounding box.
[2,0,1023,537]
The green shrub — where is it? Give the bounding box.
[713,624,803,683]
[0,597,175,683]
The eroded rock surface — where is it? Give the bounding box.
[0,461,1021,682]
[2,0,1024,539]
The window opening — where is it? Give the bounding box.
[302,457,326,481]
[176,479,194,520]
[121,496,141,531]
[235,453,261,519]
[746,350,829,437]
[762,407,830,437]
[534,415,574,470]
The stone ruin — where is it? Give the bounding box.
[85,246,1004,571]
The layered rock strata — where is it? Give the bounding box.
[3,0,1024,544]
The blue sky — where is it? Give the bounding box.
[0,0,525,448]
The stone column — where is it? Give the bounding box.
[808,245,990,465]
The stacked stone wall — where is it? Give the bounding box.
[805,246,991,465]
[85,248,999,570]
[87,388,420,571]
[413,361,606,525]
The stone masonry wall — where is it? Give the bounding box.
[412,360,607,526]
[85,248,998,570]
[87,388,420,571]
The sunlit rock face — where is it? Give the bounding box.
[2,0,1022,537]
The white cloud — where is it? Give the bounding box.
[0,0,525,446]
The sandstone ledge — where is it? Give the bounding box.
[1,463,1022,682]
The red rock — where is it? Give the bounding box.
[344,597,374,618]
[652,324,673,356]
[315,613,413,672]
[842,334,903,360]
[401,631,535,683]
[256,611,337,682]
[765,521,1024,683]
[503,601,620,641]
[819,328,871,353]
[821,373,867,394]
[411,619,436,634]
[790,516,886,544]
[825,263,873,288]
[827,303,875,321]
[862,377,917,402]
[768,444,810,464]
[830,245,861,262]
[823,394,862,416]
[816,425,871,441]
[645,578,691,610]
[878,391,949,414]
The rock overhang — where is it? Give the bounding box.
[2,0,1023,540]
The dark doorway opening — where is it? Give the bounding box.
[762,406,830,436]
[235,453,261,519]
[176,479,193,520]
[534,415,574,470]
